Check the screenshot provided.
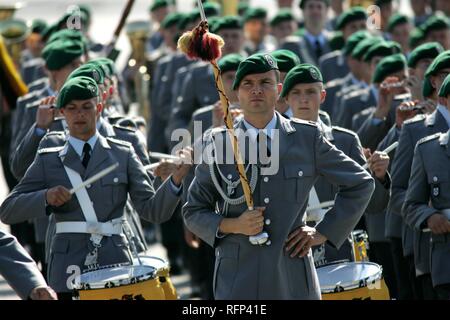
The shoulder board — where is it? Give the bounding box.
[113,124,136,132]
[357,106,376,117]
[106,137,132,147]
[342,88,366,100]
[290,118,318,127]
[28,77,47,88]
[403,114,426,125]
[332,126,358,137]
[38,146,64,154]
[18,89,41,102]
[324,77,344,89]
[23,57,44,68]
[25,99,42,109]
[46,130,65,136]
[193,104,214,116]
[393,93,412,101]
[417,133,441,146]
[320,50,340,62]
[283,35,301,43]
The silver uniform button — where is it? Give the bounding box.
[86,184,91,189]
[227,174,233,180]
[113,177,119,183]
[264,197,270,204]
[433,176,438,182]
[266,240,271,246]
[265,219,271,225]
[298,171,303,177]
[263,177,269,182]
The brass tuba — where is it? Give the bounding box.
[125,20,151,123]
[0,17,29,66]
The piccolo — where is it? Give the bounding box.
[380,81,404,89]
[148,152,181,161]
[362,142,399,170]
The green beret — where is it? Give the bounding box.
[387,14,410,33]
[363,40,401,63]
[213,16,243,33]
[30,19,47,34]
[343,30,370,56]
[280,63,323,98]
[425,51,450,77]
[243,8,267,23]
[375,0,392,6]
[272,49,301,73]
[68,64,105,85]
[372,53,407,84]
[409,28,425,49]
[218,54,245,73]
[233,53,278,90]
[351,36,383,60]
[422,76,433,98]
[42,39,84,71]
[57,76,99,108]
[270,9,295,27]
[408,42,444,68]
[329,31,345,51]
[238,3,250,16]
[149,0,168,12]
[0,18,29,42]
[438,74,450,97]
[47,28,85,44]
[422,15,450,36]
[161,12,182,29]
[188,9,201,24]
[176,13,192,31]
[42,23,59,42]
[203,2,221,18]
[92,57,116,78]
[299,0,330,9]
[335,7,367,30]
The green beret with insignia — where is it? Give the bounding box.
[42,39,84,71]
[372,53,407,84]
[68,64,104,85]
[425,51,450,77]
[280,63,323,98]
[409,28,425,49]
[233,53,278,90]
[149,0,169,12]
[30,19,47,34]
[351,36,383,60]
[422,15,450,36]
[422,76,433,98]
[203,2,221,17]
[161,12,182,29]
[218,54,245,73]
[57,76,99,108]
[408,42,444,68]
[387,14,410,33]
[272,49,301,73]
[47,29,87,47]
[299,0,330,9]
[213,16,243,33]
[343,30,370,56]
[363,40,401,62]
[270,9,295,27]
[329,31,345,51]
[438,74,450,97]
[243,8,267,23]
[335,7,367,30]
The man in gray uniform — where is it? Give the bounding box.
[390,51,450,300]
[0,229,56,300]
[403,74,450,300]
[183,54,375,299]
[0,76,191,299]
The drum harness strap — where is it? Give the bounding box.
[59,165,126,269]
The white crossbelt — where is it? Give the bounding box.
[55,218,122,236]
[306,187,329,223]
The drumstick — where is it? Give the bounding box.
[362,142,399,169]
[306,201,335,212]
[70,162,119,194]
[144,163,160,171]
[148,152,181,161]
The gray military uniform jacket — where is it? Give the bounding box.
[318,50,349,83]
[404,130,450,287]
[183,113,375,299]
[280,34,331,66]
[0,135,181,292]
[334,86,377,129]
[390,109,449,273]
[0,229,47,299]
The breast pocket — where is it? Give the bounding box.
[284,164,315,203]
[101,173,128,206]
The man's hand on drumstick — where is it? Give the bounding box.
[170,147,194,187]
[285,226,327,258]
[367,151,390,184]
[154,159,179,181]
[219,207,266,236]
[36,96,57,130]
[46,186,72,207]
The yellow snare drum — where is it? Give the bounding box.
[134,255,178,300]
[73,264,166,300]
[351,230,369,262]
[317,262,390,300]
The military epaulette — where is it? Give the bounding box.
[355,106,376,117]
[113,124,136,132]
[46,130,65,136]
[332,126,358,137]
[403,114,426,125]
[106,137,132,147]
[25,99,42,109]
[23,57,44,68]
[290,118,318,127]
[28,77,48,88]
[18,88,41,102]
[38,146,64,154]
[284,35,301,43]
[320,50,340,61]
[417,132,441,146]
[193,104,215,117]
[393,93,412,101]
[324,77,344,89]
[342,87,367,100]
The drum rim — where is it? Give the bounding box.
[318,261,383,293]
[73,265,158,290]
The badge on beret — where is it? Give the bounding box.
[309,67,319,80]
[87,84,96,94]
[264,54,275,67]
[92,70,100,83]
